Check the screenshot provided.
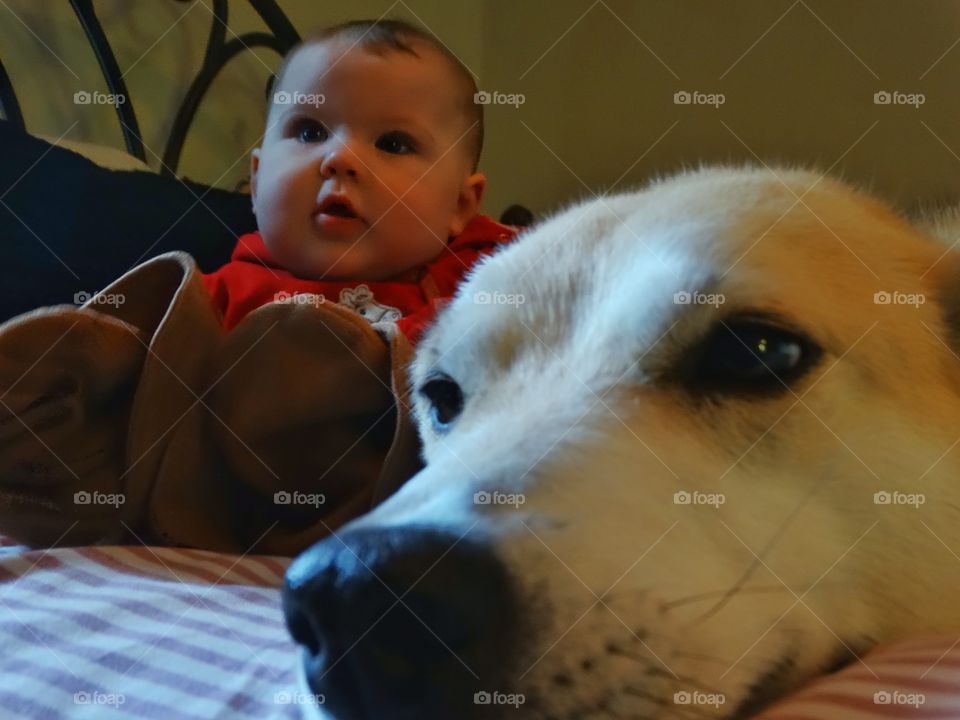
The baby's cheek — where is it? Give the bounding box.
[405,188,452,224]
[371,199,421,229]
[268,165,314,206]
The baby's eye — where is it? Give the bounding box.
[292,119,328,143]
[376,131,417,155]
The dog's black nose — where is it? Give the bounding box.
[283,526,521,720]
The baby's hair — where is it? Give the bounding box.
[267,18,484,172]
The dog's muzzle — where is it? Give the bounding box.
[283,527,524,720]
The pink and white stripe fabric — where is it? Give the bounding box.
[758,634,960,719]
[1,532,958,719]
[0,536,307,719]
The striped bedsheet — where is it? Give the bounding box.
[0,535,313,719]
[0,532,958,720]
[755,634,960,719]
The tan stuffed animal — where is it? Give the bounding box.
[0,252,422,555]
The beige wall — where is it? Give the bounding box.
[481,0,960,218]
[4,0,960,219]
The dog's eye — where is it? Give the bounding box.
[691,320,821,394]
[419,374,464,431]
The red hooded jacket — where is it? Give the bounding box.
[202,214,517,344]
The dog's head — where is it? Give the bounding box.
[284,166,960,719]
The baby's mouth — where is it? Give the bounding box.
[316,195,361,221]
[322,202,356,218]
[313,194,365,236]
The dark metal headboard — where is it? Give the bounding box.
[0,0,300,177]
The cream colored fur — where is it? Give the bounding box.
[335,165,960,718]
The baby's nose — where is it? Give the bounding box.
[319,140,359,179]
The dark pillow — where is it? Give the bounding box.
[0,120,255,322]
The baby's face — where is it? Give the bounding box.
[251,38,483,280]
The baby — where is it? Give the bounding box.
[203,19,518,343]
[0,18,521,554]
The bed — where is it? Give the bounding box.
[1,2,958,719]
[0,2,315,717]
[0,536,299,718]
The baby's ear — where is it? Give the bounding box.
[450,172,486,236]
[249,149,261,206]
[265,73,276,102]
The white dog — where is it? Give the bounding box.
[283,165,960,719]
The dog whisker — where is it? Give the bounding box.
[624,685,715,719]
[606,641,654,663]
[669,650,731,667]
[645,665,724,695]
[662,582,823,612]
[627,627,728,664]
[693,473,839,625]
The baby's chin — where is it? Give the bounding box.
[264,235,439,282]
[261,236,347,279]
[284,257,364,281]
[268,244,384,281]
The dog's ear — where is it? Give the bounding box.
[936,266,960,348]
[913,210,960,347]
[921,248,960,362]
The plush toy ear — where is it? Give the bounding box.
[0,308,146,547]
